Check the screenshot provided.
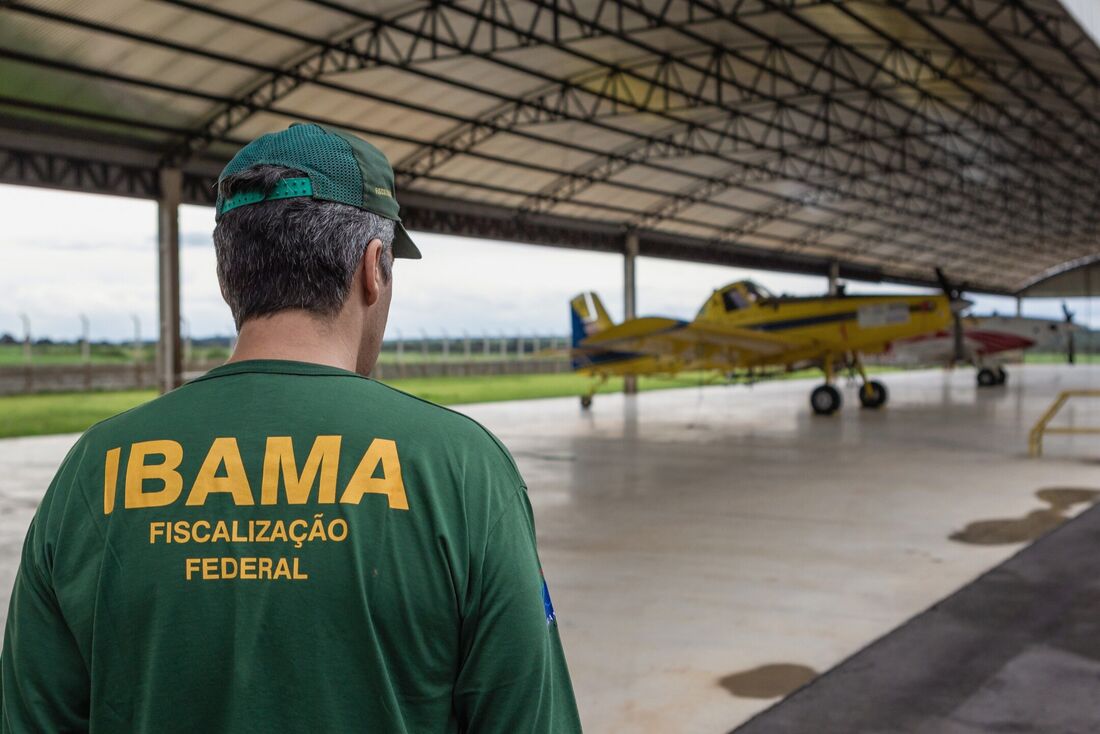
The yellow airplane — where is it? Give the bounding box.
[570,280,960,414]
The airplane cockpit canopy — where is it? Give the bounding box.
[699,280,777,317]
[721,281,775,311]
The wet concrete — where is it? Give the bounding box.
[1,365,1099,732]
[733,498,1100,734]
[951,488,1100,545]
[719,664,818,699]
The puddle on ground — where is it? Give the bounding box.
[718,663,818,699]
[951,488,1100,545]
[1035,488,1100,512]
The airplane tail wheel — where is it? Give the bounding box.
[810,384,842,415]
[977,368,997,387]
[859,380,888,409]
[995,367,1007,385]
[580,395,593,409]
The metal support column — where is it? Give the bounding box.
[157,167,183,393]
[623,230,639,395]
[828,260,840,296]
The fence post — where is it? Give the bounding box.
[80,314,91,390]
[181,316,193,371]
[389,329,401,378]
[132,314,142,388]
[441,330,450,376]
[20,313,32,392]
[462,331,471,376]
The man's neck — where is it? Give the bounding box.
[227,311,360,373]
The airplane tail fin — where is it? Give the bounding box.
[570,292,614,350]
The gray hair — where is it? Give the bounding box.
[213,165,394,330]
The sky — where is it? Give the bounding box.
[0,183,1095,342]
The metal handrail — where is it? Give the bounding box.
[1029,390,1100,457]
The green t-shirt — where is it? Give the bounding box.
[1,360,581,733]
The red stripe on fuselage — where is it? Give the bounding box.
[965,330,1035,354]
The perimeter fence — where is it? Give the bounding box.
[0,325,572,396]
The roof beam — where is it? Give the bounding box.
[384,0,1087,253]
[159,0,1060,253]
[7,0,1002,259]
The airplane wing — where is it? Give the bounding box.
[581,317,814,358]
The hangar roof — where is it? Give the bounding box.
[2,0,1100,295]
[1019,256,1100,296]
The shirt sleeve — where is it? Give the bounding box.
[1,461,91,733]
[454,489,582,733]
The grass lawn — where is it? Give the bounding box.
[0,390,157,439]
[384,372,716,405]
[0,361,942,440]
[1023,351,1100,364]
[0,372,722,439]
[0,343,230,366]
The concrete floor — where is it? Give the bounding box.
[734,496,1100,734]
[1,365,1099,732]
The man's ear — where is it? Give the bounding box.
[361,238,383,307]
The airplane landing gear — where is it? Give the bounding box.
[812,353,844,416]
[977,367,1006,387]
[811,384,842,415]
[580,374,608,409]
[810,353,889,415]
[858,380,888,409]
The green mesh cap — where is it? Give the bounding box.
[215,122,421,259]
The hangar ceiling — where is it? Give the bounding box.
[1019,256,1100,296]
[2,0,1100,295]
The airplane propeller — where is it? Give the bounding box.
[1063,302,1076,365]
[935,268,973,366]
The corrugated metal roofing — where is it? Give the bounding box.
[2,0,1100,294]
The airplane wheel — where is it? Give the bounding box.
[810,385,842,415]
[580,395,593,409]
[977,368,998,387]
[995,367,1007,385]
[859,380,888,409]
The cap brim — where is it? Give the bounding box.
[393,222,421,259]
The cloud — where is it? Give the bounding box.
[3,185,1097,341]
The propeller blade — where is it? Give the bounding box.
[952,314,966,365]
[935,268,968,365]
[950,297,974,314]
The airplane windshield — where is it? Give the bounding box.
[742,281,775,301]
[722,289,749,311]
[720,281,775,312]
[708,281,778,312]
